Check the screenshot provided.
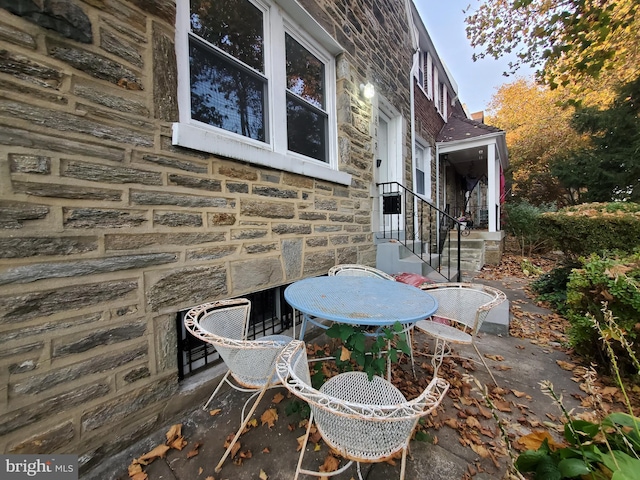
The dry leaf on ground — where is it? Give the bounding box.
[261,408,278,428]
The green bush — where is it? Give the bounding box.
[565,252,640,374]
[540,202,640,258]
[531,262,580,315]
[504,201,556,255]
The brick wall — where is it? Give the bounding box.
[0,0,414,472]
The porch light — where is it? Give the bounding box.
[360,82,375,100]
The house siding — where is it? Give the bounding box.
[0,0,414,472]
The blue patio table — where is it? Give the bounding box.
[284,275,438,341]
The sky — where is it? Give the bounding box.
[414,0,536,115]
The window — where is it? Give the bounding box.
[425,52,433,99]
[415,143,430,197]
[173,0,350,185]
[417,50,424,86]
[438,82,447,118]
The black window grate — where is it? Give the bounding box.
[176,284,302,380]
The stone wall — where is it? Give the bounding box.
[0,0,415,472]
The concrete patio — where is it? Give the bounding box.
[82,273,586,480]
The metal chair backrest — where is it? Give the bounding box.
[276,341,449,463]
[419,282,506,335]
[184,299,289,389]
[328,264,395,281]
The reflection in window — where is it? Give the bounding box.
[285,34,327,162]
[416,145,426,195]
[287,97,326,161]
[190,40,266,141]
[190,0,264,72]
[189,0,266,141]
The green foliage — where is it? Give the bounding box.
[464,0,640,90]
[504,201,556,254]
[515,393,640,479]
[326,321,410,381]
[531,262,580,314]
[565,252,640,373]
[539,203,640,257]
[553,77,640,202]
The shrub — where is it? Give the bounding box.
[504,201,556,255]
[540,202,640,258]
[531,262,580,315]
[565,252,640,374]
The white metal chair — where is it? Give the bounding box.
[276,340,449,480]
[414,282,507,385]
[183,298,293,472]
[328,264,396,280]
[327,264,416,377]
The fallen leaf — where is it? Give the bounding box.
[261,408,278,428]
[186,442,201,458]
[319,455,340,473]
[130,473,147,480]
[511,390,527,398]
[339,346,351,362]
[262,447,270,453]
[205,477,214,480]
[169,436,187,451]
[466,416,482,429]
[138,444,170,463]
[296,434,307,452]
[484,354,504,361]
[231,441,241,459]
[165,424,182,443]
[209,409,222,416]
[470,443,490,458]
[128,463,143,476]
[272,392,285,404]
[515,430,563,452]
[495,365,512,371]
[444,418,459,429]
[556,360,576,371]
[259,470,268,480]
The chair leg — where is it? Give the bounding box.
[432,338,447,377]
[214,381,271,473]
[203,370,232,410]
[399,445,408,480]
[473,343,499,386]
[294,412,313,480]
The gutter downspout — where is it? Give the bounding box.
[404,0,419,240]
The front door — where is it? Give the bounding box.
[374,100,403,236]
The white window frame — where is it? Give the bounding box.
[172,0,350,185]
[414,139,431,200]
[426,52,433,99]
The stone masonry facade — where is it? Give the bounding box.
[0,0,415,473]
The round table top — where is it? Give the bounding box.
[284,276,438,326]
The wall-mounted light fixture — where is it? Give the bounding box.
[360,82,375,100]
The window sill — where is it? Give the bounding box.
[172,123,352,186]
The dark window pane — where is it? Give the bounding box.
[416,169,425,194]
[190,0,264,73]
[287,95,326,162]
[285,34,324,109]
[190,39,266,142]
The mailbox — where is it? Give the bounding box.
[382,193,402,214]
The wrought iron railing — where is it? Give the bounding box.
[376,181,461,282]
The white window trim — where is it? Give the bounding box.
[172,0,351,186]
[426,53,433,100]
[413,138,432,201]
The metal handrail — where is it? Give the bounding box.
[376,182,461,282]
